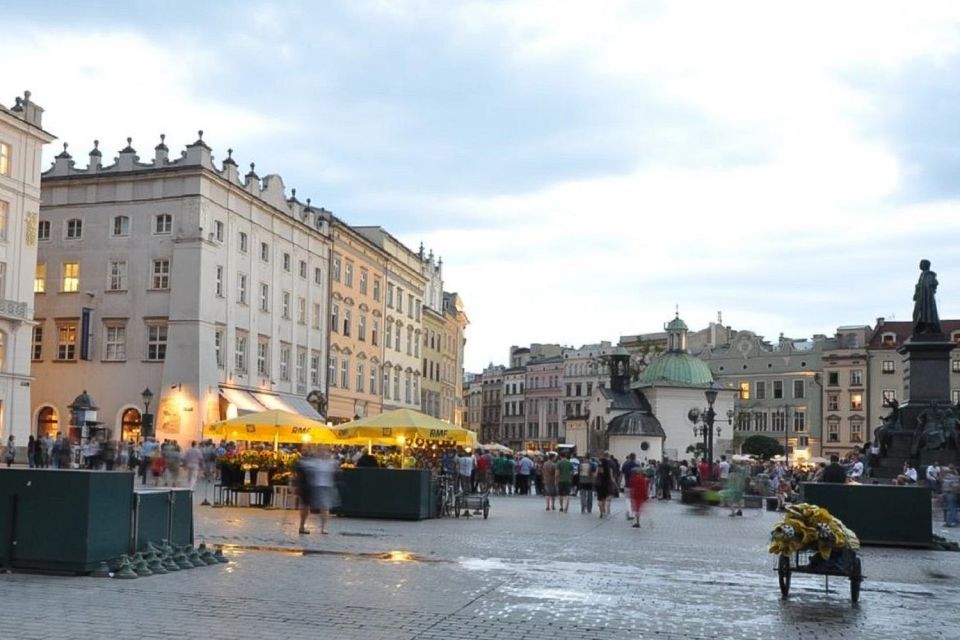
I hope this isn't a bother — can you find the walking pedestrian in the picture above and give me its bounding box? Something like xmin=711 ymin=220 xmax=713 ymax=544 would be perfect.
xmin=556 ymin=452 xmax=573 ymax=512
xmin=579 ymin=455 xmax=596 ymax=513
xmin=27 ymin=435 xmax=37 ymax=468
xmin=4 ymin=435 xmax=15 ymax=467
xmin=942 ymin=464 xmax=959 ymax=527
xmin=628 ymin=468 xmax=649 ymax=528
xmin=184 ymin=441 xmax=203 ymax=490
xmin=542 ymin=452 xmax=558 ymax=511
xmin=517 ymin=454 xmax=534 ymax=495
xmin=596 ymin=451 xmax=619 ymax=518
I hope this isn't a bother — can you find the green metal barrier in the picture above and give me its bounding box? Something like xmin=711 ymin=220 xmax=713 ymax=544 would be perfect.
xmin=134 ymin=488 xmax=194 ymax=551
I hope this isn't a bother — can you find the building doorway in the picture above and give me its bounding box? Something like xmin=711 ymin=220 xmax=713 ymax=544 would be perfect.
xmin=120 ymin=407 xmax=142 ymax=444
xmin=36 ymin=406 xmax=59 ymax=439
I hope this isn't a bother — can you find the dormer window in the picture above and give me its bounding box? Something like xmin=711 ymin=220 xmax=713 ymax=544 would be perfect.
xmin=881 ymin=333 xmax=896 ymax=347
xmin=952 ymin=331 xmax=960 ymax=345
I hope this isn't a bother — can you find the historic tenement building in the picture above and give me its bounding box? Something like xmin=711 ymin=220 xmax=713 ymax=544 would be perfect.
xmin=34 ymin=133 xmax=331 ymax=444
xmin=524 ymin=355 xmax=564 ymax=450
xmin=325 ymin=220 xmax=386 ymax=422
xmin=355 ymin=227 xmax=427 ymax=413
xmin=701 ymin=329 xmax=824 ymax=461
xmin=501 ymin=366 xmax=525 ymax=450
xmin=561 ymin=342 xmax=614 ymax=453
xmin=0 ymin=92 xmax=55 ymax=451
xmin=441 ymin=292 xmax=468 ymax=425
xmin=820 ymin=326 xmax=872 ymax=459
xmin=479 ymin=364 xmax=504 ymax=443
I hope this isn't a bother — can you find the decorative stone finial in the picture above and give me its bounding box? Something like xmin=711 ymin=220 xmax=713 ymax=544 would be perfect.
xmin=198 ymin=130 xmax=204 ymax=140
xmin=222 ymin=147 xmax=236 ymax=166
xmin=121 ymin=137 xmax=136 ymax=153
xmin=89 ymin=139 xmax=101 ymax=157
xmin=56 ymin=142 xmax=72 ymax=159
xmin=245 ymin=162 xmax=258 ymax=180
xmin=155 ymin=133 xmax=168 ymax=152
xmin=291 ymin=188 xmax=296 ymax=198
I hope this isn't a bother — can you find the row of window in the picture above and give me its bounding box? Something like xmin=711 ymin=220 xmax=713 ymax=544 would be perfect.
xmin=32 ymin=320 xmax=167 ymax=363
xmin=214 ymin=330 xmax=318 ymax=391
xmin=734 ymin=410 xmax=807 ymax=433
xmin=331 ymin=255 xmax=383 ymax=301
xmin=35 ymin=259 xmax=171 ymax=293
xmin=826 ymin=419 xmax=864 ymax=443
xmin=501 ymin=423 xmax=560 ymax=440
xmin=384 ymin=281 xmax=421 ymax=322
xmin=325 ymin=355 xmax=420 ymax=405
xmin=422 ymin=358 xmax=455 ymax=383
xmin=564 ymin=382 xmax=595 ymax=398
xmin=739 ymin=379 xmax=807 ymax=401
xmin=826 ymin=370 xmax=864 ymax=386
xmin=39 ymin=214 xmax=173 ymax=242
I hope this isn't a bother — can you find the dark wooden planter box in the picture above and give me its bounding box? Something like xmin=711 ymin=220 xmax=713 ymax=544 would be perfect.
xmin=0 ymin=469 xmax=134 ymax=573
xmin=135 ymin=488 xmax=194 ymax=550
xmin=333 ymin=468 xmax=433 ymax=520
xmin=801 ymin=482 xmax=933 ymax=547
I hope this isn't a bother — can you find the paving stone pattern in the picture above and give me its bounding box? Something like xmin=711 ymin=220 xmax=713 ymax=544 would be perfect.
xmin=1 ymin=487 xmax=958 ymax=639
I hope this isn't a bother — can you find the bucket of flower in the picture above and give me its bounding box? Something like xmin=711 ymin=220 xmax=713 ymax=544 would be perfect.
xmin=769 ymin=503 xmax=863 ymax=603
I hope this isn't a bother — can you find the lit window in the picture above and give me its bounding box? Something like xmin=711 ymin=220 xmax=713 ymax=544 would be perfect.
xmin=146 ymin=322 xmax=168 ymax=361
xmin=0 ymin=142 xmax=9 ymax=176
xmin=850 ymin=393 xmax=863 ymax=411
xmin=103 ymin=324 xmax=126 ymax=361
xmin=62 ymin=262 xmax=79 ymax=292
xmin=56 ymin=323 xmax=78 ymax=360
xmin=112 ymin=215 xmax=129 ymax=237
xmin=66 ymin=218 xmax=82 ymax=239
xmin=739 ymin=381 xmax=750 ymax=400
xmin=34 ymin=263 xmax=46 ymax=293
xmin=155 ymin=214 xmax=172 ymax=234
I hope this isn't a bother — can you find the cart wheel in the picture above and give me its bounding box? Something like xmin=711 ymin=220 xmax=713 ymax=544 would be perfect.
xmin=850 ymin=557 xmax=862 ymax=603
xmin=778 ymin=555 xmax=791 ymax=599
xmin=483 ymin=500 xmax=489 ymax=520
xmin=454 ymin=497 xmax=461 ymax=518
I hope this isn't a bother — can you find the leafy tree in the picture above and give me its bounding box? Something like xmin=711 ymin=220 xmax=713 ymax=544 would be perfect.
xmin=741 ymin=435 xmax=784 ymax=459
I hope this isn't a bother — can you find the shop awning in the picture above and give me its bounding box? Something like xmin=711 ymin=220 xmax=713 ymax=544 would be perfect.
xmin=251 ymin=392 xmax=324 ymax=421
xmin=219 ymin=387 xmax=266 ymax=415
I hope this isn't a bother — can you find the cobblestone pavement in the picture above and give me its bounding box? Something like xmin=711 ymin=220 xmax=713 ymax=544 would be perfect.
xmin=2 ymin=486 xmax=958 ymax=639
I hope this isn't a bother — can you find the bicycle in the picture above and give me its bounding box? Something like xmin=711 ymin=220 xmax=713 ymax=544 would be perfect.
xmin=437 ymin=473 xmax=457 ymax=517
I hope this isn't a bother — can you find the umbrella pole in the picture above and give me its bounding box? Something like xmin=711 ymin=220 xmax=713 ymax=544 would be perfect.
xmin=274 ymin=432 xmax=279 ymax=452
xmin=367 ymin=439 xmax=372 ymax=455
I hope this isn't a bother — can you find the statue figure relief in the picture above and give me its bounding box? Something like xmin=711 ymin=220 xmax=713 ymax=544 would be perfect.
xmin=912 ymin=259 xmax=941 ymax=335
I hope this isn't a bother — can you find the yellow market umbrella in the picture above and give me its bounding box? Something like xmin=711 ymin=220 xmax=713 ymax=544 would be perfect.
xmin=207 ymin=409 xmax=339 ymax=447
xmin=334 ymin=409 xmax=478 ymax=448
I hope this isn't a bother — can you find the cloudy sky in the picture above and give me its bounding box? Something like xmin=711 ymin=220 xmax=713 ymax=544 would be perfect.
xmin=5 ymin=1 xmax=960 ymax=371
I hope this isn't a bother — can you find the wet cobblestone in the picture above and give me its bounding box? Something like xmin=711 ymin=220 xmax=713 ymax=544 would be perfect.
xmin=1 ymin=488 xmax=957 ymax=639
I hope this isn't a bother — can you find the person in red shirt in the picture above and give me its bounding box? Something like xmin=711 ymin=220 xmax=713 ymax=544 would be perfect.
xmin=698 ymin=459 xmax=710 ymax=484
xmin=476 ymin=449 xmax=491 ymax=493
xmin=629 ymin=471 xmax=649 ymax=528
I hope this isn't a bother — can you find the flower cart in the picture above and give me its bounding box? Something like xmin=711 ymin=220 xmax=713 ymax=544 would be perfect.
xmin=454 ymin=490 xmax=490 ymax=520
xmin=769 ymin=503 xmax=864 ymax=603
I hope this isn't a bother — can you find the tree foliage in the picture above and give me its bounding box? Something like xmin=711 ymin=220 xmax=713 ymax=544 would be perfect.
xmin=741 ymin=435 xmax=785 ymax=459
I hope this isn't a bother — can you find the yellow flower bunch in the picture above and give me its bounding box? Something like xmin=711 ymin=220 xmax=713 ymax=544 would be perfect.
xmin=768 ymin=503 xmax=860 ymax=559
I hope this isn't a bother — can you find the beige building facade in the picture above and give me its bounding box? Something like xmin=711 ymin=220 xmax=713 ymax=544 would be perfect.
xmin=325 ymin=221 xmax=386 ymax=422
xmin=355 ymin=227 xmax=426 ymax=413
xmin=0 ymin=92 xmax=55 ymax=450
xmin=441 ymin=292 xmax=468 ymax=425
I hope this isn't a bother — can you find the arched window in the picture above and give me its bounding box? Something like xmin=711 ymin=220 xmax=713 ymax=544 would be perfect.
xmin=120 ymin=407 xmax=142 ymax=443
xmin=36 ymin=406 xmax=59 ymax=438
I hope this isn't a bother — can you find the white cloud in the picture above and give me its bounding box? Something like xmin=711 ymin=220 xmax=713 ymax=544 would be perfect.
xmin=0 ymin=26 xmax=285 ymax=165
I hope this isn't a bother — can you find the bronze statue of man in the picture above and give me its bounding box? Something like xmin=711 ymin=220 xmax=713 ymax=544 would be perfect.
xmin=912 ymin=259 xmax=941 ymax=335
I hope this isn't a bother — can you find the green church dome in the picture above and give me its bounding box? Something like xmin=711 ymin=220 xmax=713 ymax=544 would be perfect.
xmin=665 ymin=316 xmax=689 ymax=332
xmin=639 ymin=352 xmax=714 ymax=386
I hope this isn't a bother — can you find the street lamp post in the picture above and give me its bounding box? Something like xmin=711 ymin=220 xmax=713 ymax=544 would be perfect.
xmin=704 ymin=384 xmax=719 ymax=467
xmin=141 ymin=387 xmax=154 ymax=441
